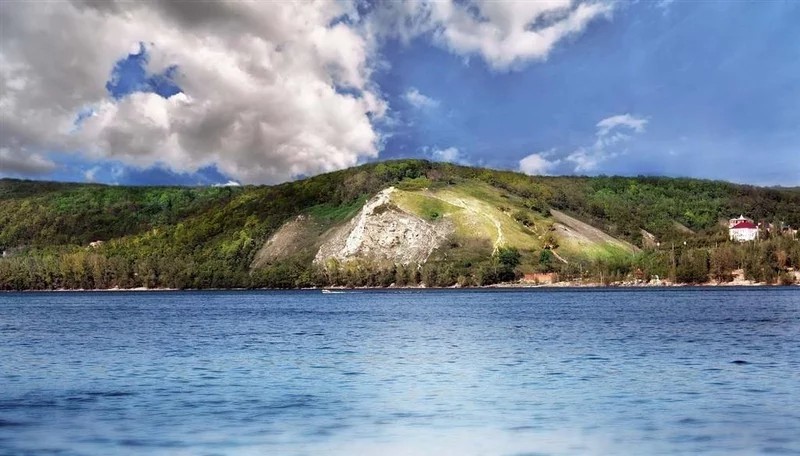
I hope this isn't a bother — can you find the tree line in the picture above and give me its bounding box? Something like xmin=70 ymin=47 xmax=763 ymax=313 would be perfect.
xmin=2 ymin=238 xmax=797 ymax=290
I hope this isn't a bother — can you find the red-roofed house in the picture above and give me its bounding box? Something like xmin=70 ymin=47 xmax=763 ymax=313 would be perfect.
xmin=728 ymin=215 xmax=753 ymax=228
xmin=729 ymin=218 xmax=759 ymax=242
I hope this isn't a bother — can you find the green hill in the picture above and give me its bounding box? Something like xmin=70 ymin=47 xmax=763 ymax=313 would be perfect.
xmin=2 ymin=160 xmax=799 ymax=289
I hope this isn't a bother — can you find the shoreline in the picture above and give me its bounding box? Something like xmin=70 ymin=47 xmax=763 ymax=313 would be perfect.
xmin=2 ymin=281 xmax=797 ymax=292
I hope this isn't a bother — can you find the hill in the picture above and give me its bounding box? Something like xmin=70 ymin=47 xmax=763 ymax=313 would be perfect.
xmin=1 ymin=160 xmax=799 ymax=289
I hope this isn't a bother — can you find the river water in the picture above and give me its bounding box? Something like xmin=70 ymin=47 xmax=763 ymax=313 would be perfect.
xmin=1 ymin=288 xmax=798 ymax=455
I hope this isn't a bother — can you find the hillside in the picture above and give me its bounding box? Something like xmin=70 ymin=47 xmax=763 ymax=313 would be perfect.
xmin=2 ymin=160 xmax=799 ymax=289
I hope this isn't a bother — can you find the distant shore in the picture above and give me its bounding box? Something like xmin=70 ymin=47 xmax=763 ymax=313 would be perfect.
xmin=3 ymin=280 xmax=796 ymax=292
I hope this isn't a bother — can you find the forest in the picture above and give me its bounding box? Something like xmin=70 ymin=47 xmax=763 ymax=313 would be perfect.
xmin=2 ymin=160 xmax=799 ymax=290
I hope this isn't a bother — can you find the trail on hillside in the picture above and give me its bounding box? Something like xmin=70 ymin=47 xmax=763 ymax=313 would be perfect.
xmin=550 ymin=249 xmax=569 ymax=264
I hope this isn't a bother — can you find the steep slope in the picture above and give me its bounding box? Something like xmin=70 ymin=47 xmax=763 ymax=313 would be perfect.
xmin=393 ymin=183 xmax=545 ymax=251
xmin=550 ymin=209 xmax=639 ymax=258
xmin=307 ymin=181 xmax=641 ymax=268
xmin=251 ymin=215 xmax=321 ymax=269
xmin=314 ymin=187 xmax=451 ymax=266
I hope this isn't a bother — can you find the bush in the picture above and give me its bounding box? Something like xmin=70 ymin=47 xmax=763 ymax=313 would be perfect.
xmin=513 ymin=210 xmax=534 ymax=227
xmin=676 ymin=249 xmax=709 ymax=284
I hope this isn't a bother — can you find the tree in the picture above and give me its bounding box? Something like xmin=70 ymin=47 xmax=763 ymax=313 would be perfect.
xmin=497 ymin=247 xmax=521 ymax=269
xmin=537 ymin=249 xmax=555 ymax=273
xmin=676 ymin=249 xmax=709 ymax=284
xmin=710 ymin=244 xmax=737 ymax=282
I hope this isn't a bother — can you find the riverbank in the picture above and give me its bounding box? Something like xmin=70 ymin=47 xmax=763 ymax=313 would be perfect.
xmin=2 ymin=280 xmax=796 ymax=292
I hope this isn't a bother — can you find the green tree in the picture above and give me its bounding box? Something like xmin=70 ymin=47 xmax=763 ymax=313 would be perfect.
xmin=710 ymin=244 xmax=738 ymax=282
xmin=676 ymin=249 xmax=709 ymax=284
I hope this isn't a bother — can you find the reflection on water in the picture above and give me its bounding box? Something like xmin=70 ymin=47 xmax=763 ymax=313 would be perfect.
xmin=1 ymin=288 xmax=799 ymax=455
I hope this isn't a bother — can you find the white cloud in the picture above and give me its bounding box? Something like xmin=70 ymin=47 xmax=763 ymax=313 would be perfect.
xmin=403 ymin=87 xmax=439 ymax=109
xmin=1 ymin=1 xmax=615 ymax=184
xmin=564 ymin=113 xmax=648 ymax=172
xmin=213 ymin=180 xmax=241 ymax=187
xmin=84 ymin=166 xmax=101 ymax=182
xmin=430 ymin=146 xmax=469 ymax=165
xmin=519 ymin=150 xmax=560 ymax=175
xmin=369 ymin=0 xmax=615 ymax=71
xmin=1 ymin=1 xmax=384 ymax=184
xmin=520 ymin=114 xmax=649 ymax=175
xmin=565 ymin=147 xmax=605 ymax=172
xmin=0 ymin=148 xmax=57 ymax=176
xmin=596 ymin=114 xmax=648 ymax=136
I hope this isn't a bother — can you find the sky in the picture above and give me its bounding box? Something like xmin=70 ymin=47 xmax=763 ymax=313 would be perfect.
xmin=1 ymin=0 xmax=798 ymax=186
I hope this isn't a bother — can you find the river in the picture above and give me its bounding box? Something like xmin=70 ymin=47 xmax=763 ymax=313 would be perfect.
xmin=1 ymin=288 xmax=798 ymax=455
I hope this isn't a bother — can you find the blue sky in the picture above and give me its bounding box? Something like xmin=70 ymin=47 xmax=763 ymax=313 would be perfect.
xmin=1 ymin=1 xmax=798 ymax=186
xmin=376 ymin=1 xmax=799 ymax=185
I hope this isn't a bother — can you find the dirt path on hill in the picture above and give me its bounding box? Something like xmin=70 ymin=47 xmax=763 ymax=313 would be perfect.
xmin=550 ymin=249 xmax=569 ymax=264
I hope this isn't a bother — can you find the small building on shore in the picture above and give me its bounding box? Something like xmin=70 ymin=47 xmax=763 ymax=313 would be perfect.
xmin=729 ymin=215 xmax=758 ymax=242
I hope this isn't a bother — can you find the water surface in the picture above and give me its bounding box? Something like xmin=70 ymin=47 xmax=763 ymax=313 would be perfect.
xmin=1 ymin=288 xmax=799 ymax=455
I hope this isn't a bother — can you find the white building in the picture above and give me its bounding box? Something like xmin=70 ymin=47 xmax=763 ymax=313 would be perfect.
xmin=729 ymin=216 xmax=759 ymax=242
xmin=728 ymin=215 xmax=753 ymax=228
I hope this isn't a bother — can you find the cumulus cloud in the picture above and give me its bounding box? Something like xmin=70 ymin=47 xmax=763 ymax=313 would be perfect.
xmin=1 ymin=1 xmax=384 ymax=184
xmin=369 ymin=0 xmax=615 ymax=70
xmin=430 ymin=146 xmax=469 ymax=164
xmin=404 ymin=88 xmax=439 ymax=109
xmin=1 ymin=0 xmax=614 ymax=183
xmin=519 ymin=150 xmax=560 ymax=175
xmin=84 ymin=166 xmax=101 ymax=183
xmin=0 ymin=148 xmax=57 ymax=176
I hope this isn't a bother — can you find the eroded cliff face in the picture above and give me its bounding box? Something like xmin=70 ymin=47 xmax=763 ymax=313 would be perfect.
xmin=253 ymin=185 xmax=639 ymax=272
xmin=550 ymin=209 xmax=639 ymax=254
xmin=314 ymin=187 xmax=452 ymax=266
xmin=250 ymin=214 xmax=318 ymax=269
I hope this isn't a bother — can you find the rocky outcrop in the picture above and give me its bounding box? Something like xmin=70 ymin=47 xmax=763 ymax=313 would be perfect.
xmin=641 ymin=229 xmax=658 ymax=248
xmin=314 ymin=187 xmax=451 ymax=266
